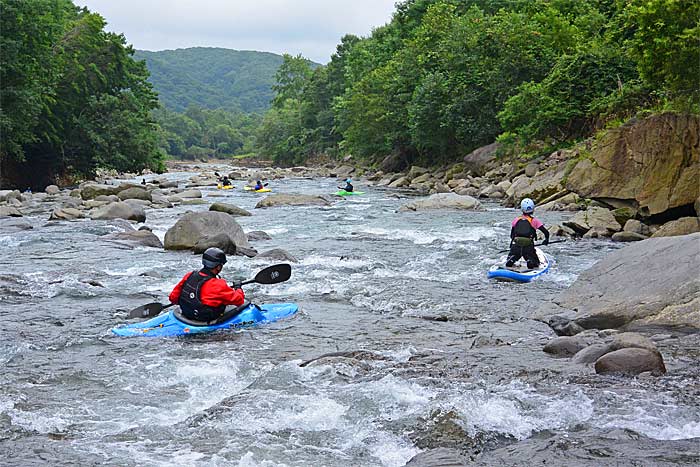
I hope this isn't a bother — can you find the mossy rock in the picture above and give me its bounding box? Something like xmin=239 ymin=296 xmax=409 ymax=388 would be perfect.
xmin=612 ymin=207 xmax=637 ymax=226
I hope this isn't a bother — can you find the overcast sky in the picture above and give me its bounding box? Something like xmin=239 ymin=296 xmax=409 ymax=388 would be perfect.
xmin=73 ymin=0 xmax=398 ymax=63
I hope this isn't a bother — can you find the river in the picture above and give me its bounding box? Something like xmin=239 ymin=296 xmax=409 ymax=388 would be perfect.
xmin=1 ymin=167 xmax=699 ymax=466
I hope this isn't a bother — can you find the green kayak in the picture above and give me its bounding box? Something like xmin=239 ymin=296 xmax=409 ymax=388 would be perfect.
xmin=336 ymin=190 xmax=364 ymax=196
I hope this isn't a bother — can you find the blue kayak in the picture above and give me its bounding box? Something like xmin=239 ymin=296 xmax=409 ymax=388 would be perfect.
xmin=487 ymin=248 xmax=551 ymax=283
xmin=112 ymin=302 xmax=298 ymax=337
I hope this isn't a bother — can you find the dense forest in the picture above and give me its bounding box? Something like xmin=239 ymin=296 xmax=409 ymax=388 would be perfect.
xmin=0 ymin=0 xmax=164 ymax=189
xmin=255 ymin=0 xmax=699 ymax=167
xmin=134 ymin=48 xmax=286 ymax=114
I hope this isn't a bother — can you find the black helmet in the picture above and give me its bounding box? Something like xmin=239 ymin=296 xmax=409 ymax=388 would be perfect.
xmin=202 ymin=247 xmax=227 ymax=269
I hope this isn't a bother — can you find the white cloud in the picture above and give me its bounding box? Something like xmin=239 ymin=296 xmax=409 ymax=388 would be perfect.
xmin=73 ymin=0 xmax=397 ymax=63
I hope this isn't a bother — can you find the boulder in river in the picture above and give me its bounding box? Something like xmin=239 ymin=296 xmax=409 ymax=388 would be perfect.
xmin=0 ymin=206 xmax=22 ymax=217
xmin=45 ymin=185 xmax=60 ymax=195
xmin=594 ymin=348 xmax=666 ymax=376
xmin=543 ymin=336 xmax=588 ymax=356
xmin=247 ymin=230 xmax=272 ymax=241
xmin=399 ymin=193 xmax=482 ymax=211
xmin=49 ymin=207 xmax=85 ymax=221
xmin=193 ymin=233 xmax=237 ymax=255
xmin=80 ymin=184 xmax=119 ymax=200
xmin=255 ymin=194 xmax=332 ymax=208
xmin=209 ymin=202 xmax=252 ymax=217
xmin=538 ymin=233 xmax=700 ymax=331
xmin=117 ymin=187 xmax=152 ymax=202
xmin=164 ymin=211 xmax=250 ymax=251
xmin=103 ymin=230 xmax=163 ymax=248
xmin=90 ymin=202 xmax=146 ymax=222
xmin=255 ymin=248 xmax=298 ymax=263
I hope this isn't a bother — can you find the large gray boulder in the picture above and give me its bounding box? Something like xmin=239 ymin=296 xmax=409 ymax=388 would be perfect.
xmin=255 ymin=194 xmax=332 ymax=208
xmin=90 ymin=202 xmax=146 ymax=222
xmin=164 ymin=211 xmax=250 ymax=251
xmin=103 ymin=230 xmax=163 ymax=248
xmin=594 ymin=348 xmax=666 ymax=376
xmin=399 ymin=193 xmax=482 ymax=211
xmin=80 ymin=184 xmax=119 ymax=200
xmin=538 ymin=233 xmax=700 ymax=330
xmin=209 ymin=202 xmax=252 ymax=217
xmin=463 ymin=142 xmax=500 ymax=176
xmin=117 ymin=187 xmax=152 ymax=201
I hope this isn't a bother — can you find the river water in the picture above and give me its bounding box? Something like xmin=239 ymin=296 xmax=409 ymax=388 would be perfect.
xmin=1 ymin=168 xmax=699 ymax=466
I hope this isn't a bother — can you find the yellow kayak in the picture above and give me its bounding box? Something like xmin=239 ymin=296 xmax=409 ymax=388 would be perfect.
xmin=217 ymin=184 xmax=234 ymax=190
xmin=244 ymin=186 xmax=271 ymax=193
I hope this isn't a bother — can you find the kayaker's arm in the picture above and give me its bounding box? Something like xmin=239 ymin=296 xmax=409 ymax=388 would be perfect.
xmin=538 ymin=225 xmax=550 ymax=244
xmin=168 ymin=271 xmax=192 ymax=304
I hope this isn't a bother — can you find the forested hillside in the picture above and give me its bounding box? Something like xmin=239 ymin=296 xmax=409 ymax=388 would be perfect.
xmin=135 ymin=48 xmax=287 ymax=113
xmin=255 ymin=0 xmax=699 ymax=167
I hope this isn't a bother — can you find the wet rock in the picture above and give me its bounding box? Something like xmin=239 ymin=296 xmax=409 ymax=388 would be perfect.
xmin=400 ymin=193 xmax=482 ymax=212
xmin=84 ymin=200 xmax=109 ymax=209
xmin=611 ymin=231 xmax=648 ymax=242
xmin=404 ymin=448 xmax=467 ymax=467
xmin=299 ymin=350 xmax=384 ymax=367
xmin=623 ymin=219 xmax=651 ymax=236
xmin=60 ymin=197 xmax=82 ymax=209
xmin=594 ymin=348 xmax=666 ymax=376
xmin=389 ymin=176 xmax=409 ymax=188
xmin=80 ymin=184 xmax=118 ymax=200
xmin=546 ymin=316 xmax=584 ymax=336
xmin=255 ymin=194 xmax=332 ymax=208
xmin=209 ymin=202 xmax=252 ymax=217
xmin=94 ymin=194 xmax=120 ymax=202
xmin=181 ymin=199 xmax=208 ymax=205
xmin=247 ymin=230 xmax=272 ymax=241
xmin=103 ymin=230 xmax=163 ymax=248
xmin=543 ymin=336 xmax=588 ymax=356
xmin=193 ymin=233 xmax=237 ymax=255
xmin=549 ymin=223 xmax=578 ymax=238
xmin=0 ymin=190 xmax=21 ymax=202
xmin=470 ymin=334 xmax=507 ymax=348
xmin=255 ymin=248 xmax=298 ymax=263
xmin=117 ymin=187 xmax=152 ymax=202
xmin=45 ymin=185 xmax=60 ymax=195
xmin=164 ymin=211 xmax=249 ymax=251
xmin=179 ymin=189 xmax=202 ymax=198
xmin=0 ymin=206 xmax=22 ymax=217
xmin=90 ymin=202 xmax=146 ymax=222
xmin=608 ymin=332 xmax=658 ymax=352
xmin=564 ymin=207 xmax=621 ymax=236
xmin=540 ymin=233 xmax=700 ymax=331
xmin=158 ymin=181 xmax=178 ymax=189
xmin=49 ymin=208 xmax=85 ymax=221
xmin=651 ymin=217 xmax=700 ymax=238
xmin=0 ymin=218 xmax=32 ymax=232
xmin=572 ymin=343 xmax=611 ymax=364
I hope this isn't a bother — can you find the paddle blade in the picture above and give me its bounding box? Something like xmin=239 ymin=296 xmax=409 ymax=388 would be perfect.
xmin=128 ymin=302 xmax=166 ymax=318
xmin=252 ymin=263 xmax=291 ymax=285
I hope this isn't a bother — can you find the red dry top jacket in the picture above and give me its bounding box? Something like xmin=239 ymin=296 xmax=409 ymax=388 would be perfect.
xmin=169 ymin=271 xmax=245 ymax=308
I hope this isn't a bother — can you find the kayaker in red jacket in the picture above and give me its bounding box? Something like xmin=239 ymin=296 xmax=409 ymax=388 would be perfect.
xmin=169 ymin=247 xmax=245 ymax=322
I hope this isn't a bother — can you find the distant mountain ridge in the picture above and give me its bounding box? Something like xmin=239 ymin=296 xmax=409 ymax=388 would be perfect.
xmin=135 ymin=47 xmax=288 ymax=113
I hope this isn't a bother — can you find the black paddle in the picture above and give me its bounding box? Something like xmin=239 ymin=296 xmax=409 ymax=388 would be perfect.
xmin=497 ymin=239 xmax=566 ymax=253
xmin=127 ymin=263 xmax=292 ymax=319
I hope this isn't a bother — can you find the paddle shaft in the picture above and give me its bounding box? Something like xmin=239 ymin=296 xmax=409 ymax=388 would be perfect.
xmin=498 ymin=239 xmax=566 ymax=253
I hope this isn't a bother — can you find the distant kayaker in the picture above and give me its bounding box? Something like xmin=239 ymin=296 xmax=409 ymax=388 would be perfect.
xmin=506 ymin=198 xmax=550 ymax=269
xmin=221 ymin=176 xmax=231 ymax=186
xmin=340 ymin=178 xmax=353 ymax=192
xmin=168 ymin=247 xmax=245 ymax=322
xmin=141 ymin=178 xmax=146 ymax=185
xmin=254 ymin=180 xmax=264 ymax=190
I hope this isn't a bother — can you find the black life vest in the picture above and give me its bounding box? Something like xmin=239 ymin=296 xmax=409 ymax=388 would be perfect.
xmin=344 ymin=183 xmax=353 ymax=192
xmin=513 ymin=215 xmax=537 ymax=239
xmin=178 ymin=269 xmax=225 ymax=322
